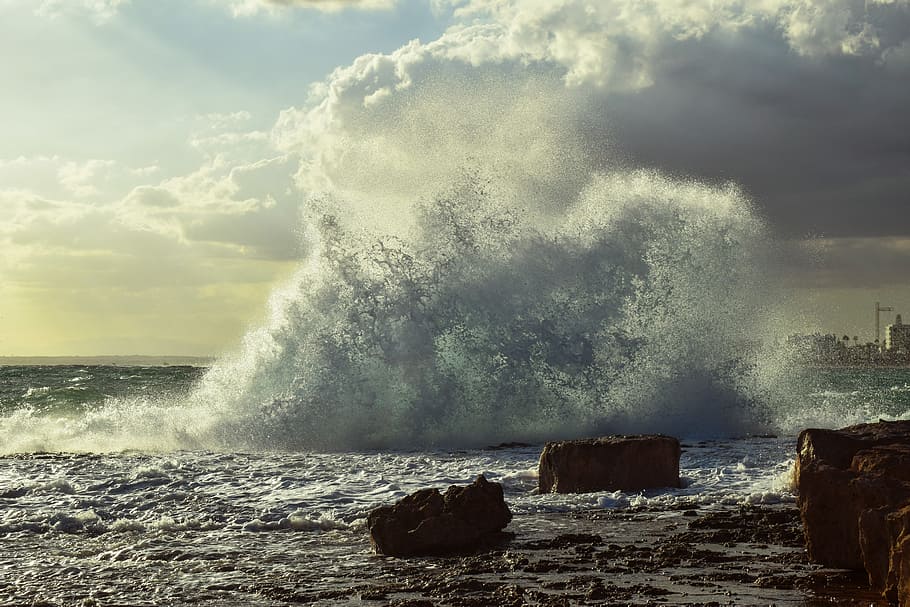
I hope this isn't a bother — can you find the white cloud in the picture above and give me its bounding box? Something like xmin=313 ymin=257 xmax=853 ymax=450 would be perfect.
xmin=0 ymin=156 xmax=157 ymax=202
xmin=123 ymin=185 xmax=181 ymax=208
xmin=190 ymin=131 xmax=271 ymax=161
xmin=778 ymin=0 xmax=878 ymax=56
xmin=58 ymin=159 xmax=117 ymax=198
xmin=221 ymin=0 xmax=398 ymax=17
xmin=137 ymin=154 xmax=303 ymax=259
xmin=20 ymin=0 xmax=910 ymax=65
xmin=34 ymin=0 xmax=130 ymax=22
xmin=1 ymin=150 xmax=302 ymax=273
xmin=13 ymin=0 xmax=398 ymax=23
xmin=198 ymin=110 xmax=253 ymax=129
xmin=440 ymin=0 xmax=910 ymax=74
xmin=189 ymin=111 xmax=272 ymax=163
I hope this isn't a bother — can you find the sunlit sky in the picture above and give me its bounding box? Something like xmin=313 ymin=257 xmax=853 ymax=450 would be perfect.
xmin=3 ymin=0 xmax=910 ymax=356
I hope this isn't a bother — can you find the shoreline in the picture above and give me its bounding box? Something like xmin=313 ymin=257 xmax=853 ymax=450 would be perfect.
xmin=284 ymin=505 xmax=884 ymax=606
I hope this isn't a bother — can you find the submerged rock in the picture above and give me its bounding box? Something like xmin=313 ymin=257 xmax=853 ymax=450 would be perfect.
xmin=537 ymin=435 xmax=681 ymax=494
xmin=796 ymin=420 xmax=910 ymax=603
xmin=367 ymin=475 xmax=512 ymax=557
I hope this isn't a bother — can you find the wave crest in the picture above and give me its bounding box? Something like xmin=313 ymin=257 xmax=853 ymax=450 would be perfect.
xmin=190 ymin=168 xmax=781 ymax=450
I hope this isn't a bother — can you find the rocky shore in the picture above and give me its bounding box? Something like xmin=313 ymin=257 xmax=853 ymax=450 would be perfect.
xmin=265 ymin=503 xmax=883 ymax=606
xmin=323 ymin=432 xmax=891 ymax=606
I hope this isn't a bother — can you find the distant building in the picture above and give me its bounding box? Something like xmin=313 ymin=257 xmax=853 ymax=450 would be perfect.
xmin=886 ymin=314 xmax=910 ymax=353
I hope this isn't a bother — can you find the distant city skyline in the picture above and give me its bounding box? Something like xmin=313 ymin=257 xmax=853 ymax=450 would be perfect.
xmin=794 ymin=291 xmax=910 ymax=347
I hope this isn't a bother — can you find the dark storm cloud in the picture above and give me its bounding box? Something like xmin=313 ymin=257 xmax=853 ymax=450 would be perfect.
xmin=601 ymin=25 xmax=910 ymax=239
xmin=781 ymin=236 xmax=910 ymax=289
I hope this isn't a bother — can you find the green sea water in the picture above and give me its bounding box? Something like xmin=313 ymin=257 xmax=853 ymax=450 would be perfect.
xmin=0 ymin=365 xmax=206 ymax=417
xmin=795 ymin=366 xmax=910 ymax=425
xmin=3 ymin=365 xmax=910 ymax=436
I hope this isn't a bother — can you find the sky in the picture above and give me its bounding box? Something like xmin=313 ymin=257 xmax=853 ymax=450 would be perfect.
xmin=2 ymin=0 xmax=909 ymax=356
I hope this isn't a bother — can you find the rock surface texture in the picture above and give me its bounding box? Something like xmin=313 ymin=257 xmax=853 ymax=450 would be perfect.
xmin=538 ymin=435 xmax=681 ymax=494
xmin=367 ymin=475 xmax=512 ymax=557
xmin=796 ymin=420 xmax=910 ymax=604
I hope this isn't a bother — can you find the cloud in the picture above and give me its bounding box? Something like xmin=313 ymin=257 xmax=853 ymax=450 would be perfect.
xmin=226 ymin=0 xmax=398 ymax=16
xmin=451 ymin=0 xmax=910 ymax=76
xmin=594 ymin=22 xmax=910 ymax=240
xmin=1 ymin=151 xmax=303 ymax=302
xmin=123 ymin=186 xmax=181 ymax=208
xmin=783 ymin=0 xmax=910 ymax=57
xmin=58 ymin=159 xmax=118 ymax=198
xmin=14 ymin=0 xmax=399 ymax=23
xmin=198 ymin=111 xmax=253 ymax=130
xmin=274 ymin=0 xmax=910 ymax=130
xmin=188 ymin=112 xmax=272 ymax=164
xmin=0 ymin=156 xmax=159 ymax=202
xmin=162 ymin=155 xmax=304 ymax=260
xmin=33 ymin=0 xmax=130 ymax=22
xmin=10 ymin=0 xmax=906 ymax=265
xmin=189 ymin=130 xmax=271 ymax=161
xmin=20 ymin=0 xmax=910 ymax=67
xmin=789 ymin=236 xmax=910 ymax=289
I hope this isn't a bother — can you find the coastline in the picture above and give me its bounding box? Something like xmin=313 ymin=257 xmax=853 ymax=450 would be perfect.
xmin=285 ymin=505 xmax=882 ymax=606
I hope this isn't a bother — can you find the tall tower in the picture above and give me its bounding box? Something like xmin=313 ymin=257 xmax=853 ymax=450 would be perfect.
xmin=876 ymin=301 xmax=895 ymax=345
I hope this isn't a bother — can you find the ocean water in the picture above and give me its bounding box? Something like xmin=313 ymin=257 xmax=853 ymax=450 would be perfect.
xmin=2 ymin=364 xmax=910 ymax=604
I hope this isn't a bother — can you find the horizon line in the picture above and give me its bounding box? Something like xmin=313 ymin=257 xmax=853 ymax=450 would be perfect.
xmin=0 ymin=354 xmax=217 ymax=366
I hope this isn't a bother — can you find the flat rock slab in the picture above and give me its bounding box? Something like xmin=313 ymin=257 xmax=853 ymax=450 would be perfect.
xmin=538 ymin=435 xmax=681 ymax=494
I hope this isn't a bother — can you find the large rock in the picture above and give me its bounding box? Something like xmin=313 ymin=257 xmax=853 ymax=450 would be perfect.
xmin=538 ymin=435 xmax=681 ymax=494
xmin=797 ymin=420 xmax=910 ymax=604
xmin=897 ymin=530 xmax=910 ymax=607
xmin=860 ymin=504 xmax=910 ymax=603
xmin=853 ymin=443 xmax=910 ymax=482
xmin=799 ymin=460 xmax=910 ymax=569
xmin=797 ymin=421 xmax=910 ymax=570
xmin=367 ymin=475 xmax=512 ymax=557
xmin=797 ymin=421 xmax=910 ymax=483
xmin=859 ymin=506 xmax=896 ymax=596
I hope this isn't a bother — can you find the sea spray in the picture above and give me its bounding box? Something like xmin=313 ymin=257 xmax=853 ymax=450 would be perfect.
xmin=188 ymin=167 xmax=783 ymax=450
xmin=0 ymin=166 xmax=799 ymax=453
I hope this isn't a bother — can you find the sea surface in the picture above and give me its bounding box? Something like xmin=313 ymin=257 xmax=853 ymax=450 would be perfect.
xmin=2 ymin=365 xmax=909 ymax=605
